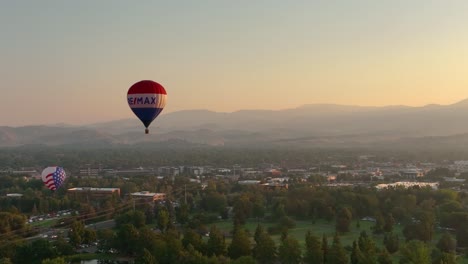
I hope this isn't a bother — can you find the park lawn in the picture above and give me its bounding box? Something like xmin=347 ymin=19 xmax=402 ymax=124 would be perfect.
xmin=209 ymin=218 xmax=468 ymax=263
xmin=29 ymin=218 xmax=58 ymax=228
xmin=66 ymin=253 xmax=113 ymax=262
xmin=210 ymin=218 xmax=396 ymax=248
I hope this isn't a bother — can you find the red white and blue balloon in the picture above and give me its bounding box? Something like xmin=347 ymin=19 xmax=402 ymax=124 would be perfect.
xmin=127 ymin=80 xmax=167 ymax=134
xmin=41 ymin=166 xmax=66 ymax=191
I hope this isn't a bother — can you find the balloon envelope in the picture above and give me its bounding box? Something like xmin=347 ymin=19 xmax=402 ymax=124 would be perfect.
xmin=127 ymin=80 xmax=167 ymax=131
xmin=41 ymin=166 xmax=66 ymax=190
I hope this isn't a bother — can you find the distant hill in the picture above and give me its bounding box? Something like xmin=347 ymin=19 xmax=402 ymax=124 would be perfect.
xmin=2 ymin=99 xmax=468 ymax=149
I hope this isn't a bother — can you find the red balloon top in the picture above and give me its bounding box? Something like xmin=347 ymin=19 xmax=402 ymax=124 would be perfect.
xmin=127 ymin=80 xmax=167 ymax=95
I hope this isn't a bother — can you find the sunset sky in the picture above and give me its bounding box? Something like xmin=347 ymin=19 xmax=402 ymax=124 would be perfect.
xmin=1 ymin=1 xmax=468 ymax=126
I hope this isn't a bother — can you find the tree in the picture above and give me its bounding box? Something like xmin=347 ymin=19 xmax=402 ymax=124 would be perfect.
xmin=279 ymin=216 xmax=296 ymax=230
xmin=116 ymin=224 xmax=139 ymax=255
xmin=435 ymin=252 xmax=457 ymax=264
xmin=232 ymin=256 xmax=256 ymax=264
xmin=14 ymin=239 xmax=58 ymax=264
xmin=179 ymin=244 xmax=210 ymax=264
xmin=252 ymin=198 xmax=265 ymax=219
xmin=68 ymin=221 xmax=85 ymax=247
xmin=52 ymin=237 xmax=74 ymax=256
xmin=253 ymin=228 xmax=276 ymax=264
xmin=233 ymin=194 xmax=253 ymax=225
xmin=399 ymin=240 xmax=430 ymax=264
xmin=83 ymin=228 xmax=97 ymax=244
xmin=0 ymin=212 xmax=27 ymax=237
xmin=403 ymin=210 xmax=435 ymax=243
xmin=182 ymin=228 xmax=205 ymax=254
xmin=207 ymin=225 xmax=226 ymax=257
xmin=13 ymin=243 xmax=33 ymax=264
xmin=162 ymin=231 xmax=183 ymax=264
xmin=304 ymin=230 xmax=323 ymax=264
xmin=383 ymin=232 xmax=399 ymax=254
xmin=279 ymin=236 xmax=302 ymax=264
xmin=157 ymin=209 xmax=169 ymax=232
xmin=137 ymin=227 xmax=164 ymax=256
xmin=202 ymin=192 xmax=227 ymax=214
xmin=41 ymin=258 xmax=66 ymax=264
xmin=350 ymin=241 xmax=363 ymax=264
xmin=336 ymin=207 xmax=353 ymax=233
xmin=322 ymin=234 xmax=328 ymax=263
xmin=135 ymin=248 xmax=158 ymax=264
xmin=384 ymin=213 xmax=395 ymax=233
xmin=327 ymin=234 xmax=348 ymax=264
xmin=373 ymin=213 xmax=385 ymax=234
xmin=228 ymin=228 xmax=251 ymax=260
xmin=358 ymin=231 xmax=376 ymax=260
xmin=97 ymin=229 xmax=115 ymax=252
xmin=0 ymin=239 xmax=22 ymax=261
xmin=324 ymin=206 xmax=335 ymax=222
xmin=176 ymin=202 xmax=190 ymax=224
xmin=0 ymin=258 xmax=12 ymax=264
xmin=273 ymin=202 xmax=286 ymax=219
xmin=132 ymin=210 xmax=147 ymax=228
xmin=254 ymin=224 xmax=265 ymax=244
xmin=377 ymin=248 xmax=392 ymax=264
xmin=436 ymin=233 xmax=456 ymax=253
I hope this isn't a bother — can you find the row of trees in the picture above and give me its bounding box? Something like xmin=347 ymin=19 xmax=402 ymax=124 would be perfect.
xmin=95 ymin=209 xmax=460 ymax=264
xmin=0 ymin=156 xmax=467 ymax=263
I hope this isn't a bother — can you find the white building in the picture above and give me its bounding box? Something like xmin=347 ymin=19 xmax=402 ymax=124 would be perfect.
xmin=130 ymin=191 xmax=166 ymax=201
xmin=450 ymin=161 xmax=468 ymax=173
xmin=375 ymin=181 xmax=439 ymax=190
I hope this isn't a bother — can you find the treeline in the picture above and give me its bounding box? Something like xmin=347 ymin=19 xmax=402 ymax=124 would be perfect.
xmin=2 ymin=146 xmax=468 ymax=171
xmin=0 ymin=170 xmax=467 ymax=263
xmin=79 ymin=182 xmax=468 ymax=263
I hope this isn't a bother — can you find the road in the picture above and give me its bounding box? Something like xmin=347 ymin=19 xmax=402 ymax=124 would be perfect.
xmin=86 ymin=219 xmax=116 ymax=230
xmin=26 ymin=219 xmax=116 ymax=242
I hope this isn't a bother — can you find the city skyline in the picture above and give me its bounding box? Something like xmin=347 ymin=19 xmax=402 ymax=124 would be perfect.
xmin=2 ymin=1 xmax=468 ymax=126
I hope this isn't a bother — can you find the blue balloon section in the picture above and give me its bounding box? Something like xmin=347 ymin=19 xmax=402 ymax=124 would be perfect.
xmin=130 ymin=108 xmax=164 ymax=128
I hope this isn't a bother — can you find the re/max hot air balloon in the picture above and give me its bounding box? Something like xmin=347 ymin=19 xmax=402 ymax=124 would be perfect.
xmin=41 ymin=166 xmax=66 ymax=191
xmin=127 ymin=80 xmax=167 ymax=134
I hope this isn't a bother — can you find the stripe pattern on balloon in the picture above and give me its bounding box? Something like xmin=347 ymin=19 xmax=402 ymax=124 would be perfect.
xmin=41 ymin=166 xmax=66 ymax=191
xmin=127 ymin=80 xmax=167 ymax=129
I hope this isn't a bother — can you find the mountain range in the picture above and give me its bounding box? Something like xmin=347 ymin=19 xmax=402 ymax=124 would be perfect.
xmin=3 ymin=99 xmax=468 ymax=149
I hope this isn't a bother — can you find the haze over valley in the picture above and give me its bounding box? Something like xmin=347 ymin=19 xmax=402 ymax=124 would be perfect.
xmin=2 ymin=99 xmax=468 ymax=149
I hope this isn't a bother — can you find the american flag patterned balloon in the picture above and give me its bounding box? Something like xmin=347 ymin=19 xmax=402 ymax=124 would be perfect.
xmin=41 ymin=166 xmax=66 ymax=190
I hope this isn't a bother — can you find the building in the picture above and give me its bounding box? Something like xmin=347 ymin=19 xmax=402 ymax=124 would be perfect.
xmin=399 ymin=169 xmax=424 ymax=179
xmin=79 ymin=168 xmax=100 ymax=177
xmin=6 ymin=193 xmax=23 ymax=198
xmin=375 ymin=182 xmax=439 ymax=190
xmin=443 ymin=177 xmax=466 ymax=183
xmin=11 ymin=170 xmax=40 ymax=177
xmin=158 ymin=167 xmax=180 ymax=176
xmin=67 ymin=187 xmax=120 ymax=201
xmin=238 ymin=180 xmax=261 ymax=185
xmin=451 ymin=161 xmax=468 ymax=173
xmin=115 ymin=168 xmax=155 ymax=176
xmin=261 ymin=183 xmax=288 ymax=190
xmin=130 ymin=191 xmax=166 ymax=202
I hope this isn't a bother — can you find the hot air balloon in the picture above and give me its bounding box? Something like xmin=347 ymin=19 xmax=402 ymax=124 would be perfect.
xmin=41 ymin=166 xmax=66 ymax=191
xmin=127 ymin=80 xmax=167 ymax=134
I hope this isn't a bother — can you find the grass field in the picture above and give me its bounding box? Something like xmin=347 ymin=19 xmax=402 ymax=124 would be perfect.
xmin=209 ymin=218 xmax=468 ymax=263
xmin=29 ymin=218 xmax=58 ymax=228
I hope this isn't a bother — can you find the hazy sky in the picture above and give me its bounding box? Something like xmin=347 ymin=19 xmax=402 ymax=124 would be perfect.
xmin=2 ymin=1 xmax=468 ymax=126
